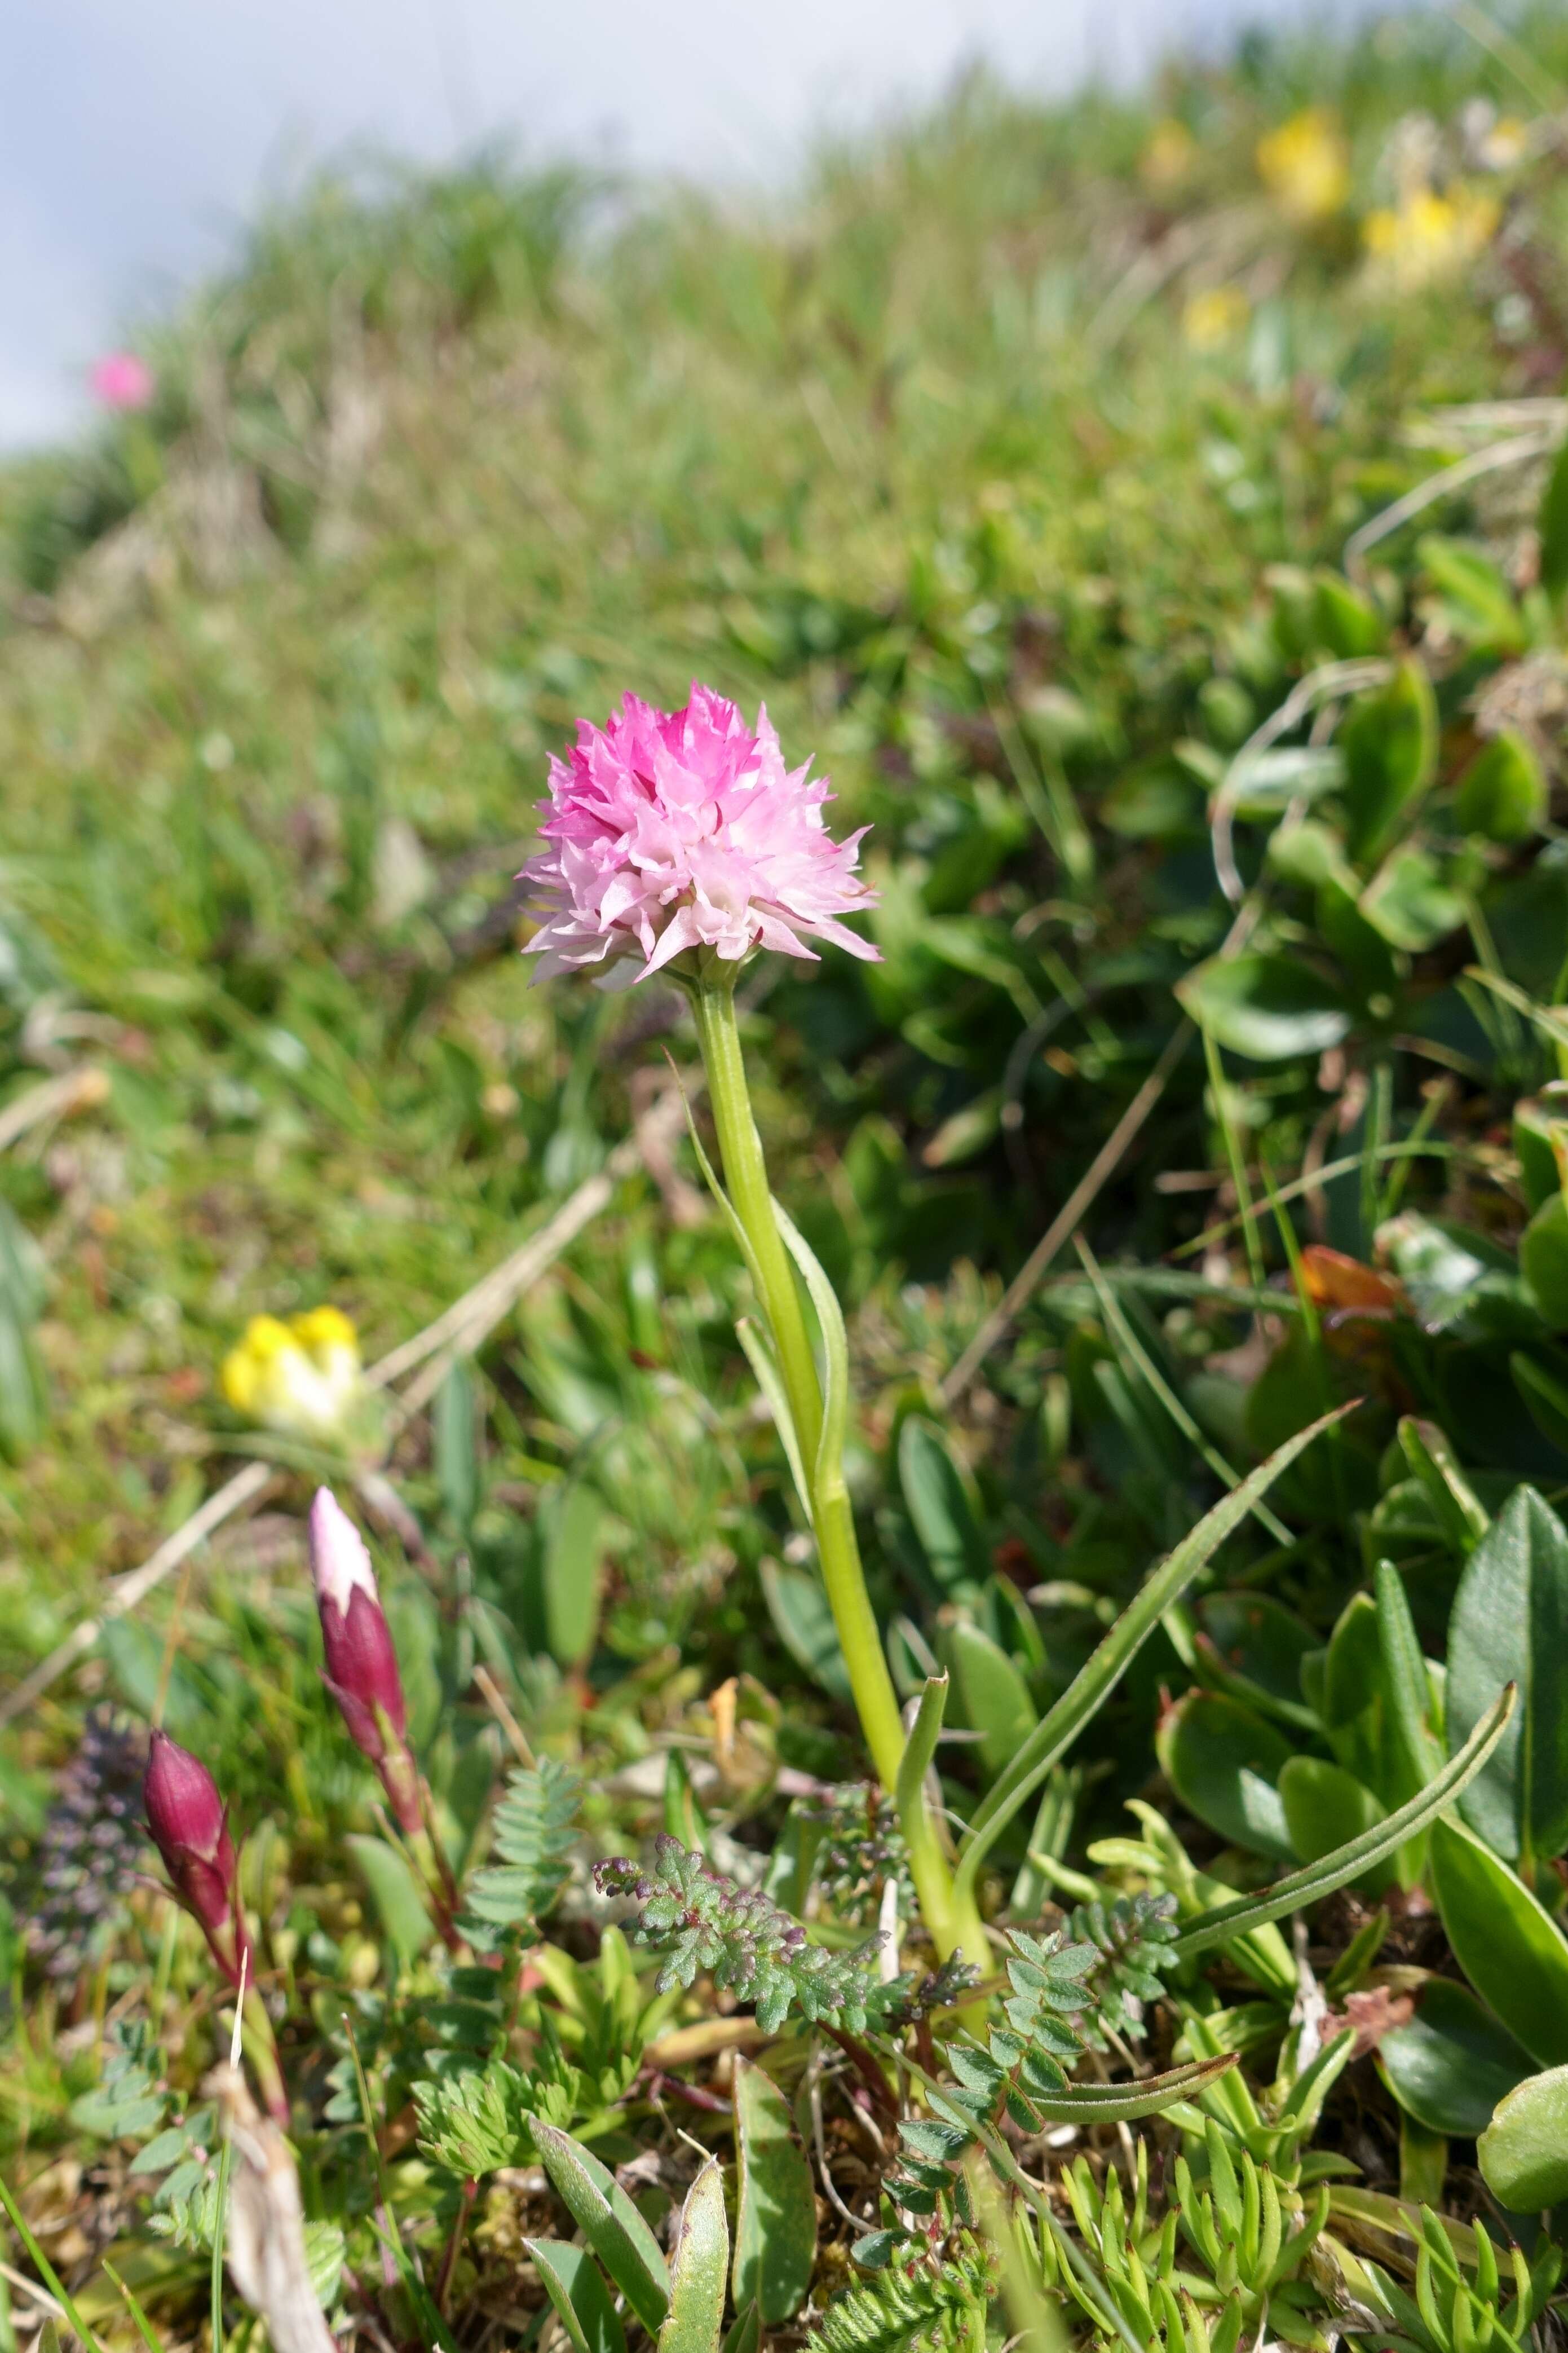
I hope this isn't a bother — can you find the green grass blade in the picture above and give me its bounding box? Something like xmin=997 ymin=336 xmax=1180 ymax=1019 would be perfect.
xmin=895 ymin=1674 xmax=949 ymax=1858
xmin=955 ymin=1406 xmax=1351 ymax=1905
xmin=100 ymin=2260 xmax=169 ymax=2353
xmin=1172 ymin=1683 xmax=1516 ymax=1961
xmin=0 ymin=2173 xmax=108 ymax=2353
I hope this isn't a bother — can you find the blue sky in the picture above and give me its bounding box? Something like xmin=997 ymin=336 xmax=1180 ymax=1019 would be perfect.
xmin=3 ymin=0 xmax=1373 ymax=450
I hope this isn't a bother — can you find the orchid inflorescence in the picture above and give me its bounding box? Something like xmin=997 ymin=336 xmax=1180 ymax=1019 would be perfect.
xmin=520 ymin=684 xmax=881 ymax=987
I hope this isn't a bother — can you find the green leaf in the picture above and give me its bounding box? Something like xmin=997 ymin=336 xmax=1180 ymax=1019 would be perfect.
xmin=1510 ymin=1351 xmax=1568 ymax=1460
xmin=343 ymin=1835 xmax=435 ymax=1969
xmin=1513 ymin=1093 xmax=1568 ymax=1213
xmin=1455 ymin=733 xmax=1547 ymax=844
xmin=735 ymin=1319 xmax=810 ymax=1517
xmin=660 ymin=2161 xmax=728 ymax=2353
xmin=1477 ymin=2063 xmax=1568 ymax=2211
xmin=772 ymin=1198 xmax=849 ymax=1502
xmin=1173 ymin=1684 xmax=1514 ymax=1962
xmin=898 ymin=1416 xmax=988 ymax=1594
xmin=1397 ymin=1416 xmax=1489 ymax=1554
xmin=1314 ymin=571 xmax=1388 ymax=658
xmin=534 ymin=2122 xmax=670 ymax=2335
xmin=1446 ymin=1487 xmax=1568 ymax=1865
xmin=1340 ymin=658 xmax=1438 ymax=865
xmin=1429 ymin=1816 xmax=1568 ymax=2068
xmin=540 ymin=1480 xmax=606 ymax=1669
xmin=1417 ymin=536 xmax=1527 ymax=654
xmin=954 ymin=1407 xmax=1349 ymax=1907
xmin=720 ymin=2306 xmax=761 ymax=2353
xmin=942 ymin=1620 xmax=1038 ymax=1785
xmin=1522 ymin=1196 xmax=1568 ymax=1332
xmin=1175 ymin=953 xmax=1350 ymax=1063
xmin=759 ymin=1557 xmax=850 ymax=1700
xmin=930 ymin=2054 xmax=1238 ymax=2131
xmin=732 ymin=2058 xmax=816 ymax=2325
xmin=1358 ymin=848 xmax=1466 ymax=954
xmin=527 ymin=2242 xmax=628 ymax=2353
xmin=1156 ymin=1691 xmax=1295 ymax=1860
xmin=1379 ymin=1979 xmax=1532 ymax=2138
xmin=1538 ymin=434 xmax=1568 ymax=601
xmin=1278 ymin=1758 xmax=1395 ymax=1896
xmin=434 ymin=1358 xmax=479 ymax=1532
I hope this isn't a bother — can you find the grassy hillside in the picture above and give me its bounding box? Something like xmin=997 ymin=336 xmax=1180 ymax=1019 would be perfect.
xmin=7 ymin=8 xmax=1568 ymax=2347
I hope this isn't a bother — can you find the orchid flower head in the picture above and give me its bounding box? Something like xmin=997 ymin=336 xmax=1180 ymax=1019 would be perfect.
xmin=520 ymin=684 xmax=880 ymax=987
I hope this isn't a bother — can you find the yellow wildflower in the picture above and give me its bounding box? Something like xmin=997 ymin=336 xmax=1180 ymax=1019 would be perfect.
xmin=221 ymin=1306 xmax=366 ymax=1443
xmin=1256 ymin=108 xmax=1351 ymax=221
xmin=1183 ymin=286 xmax=1251 ymax=351
xmin=1142 ymin=119 xmax=1197 ymax=192
xmin=1362 ymin=184 xmax=1500 ymax=292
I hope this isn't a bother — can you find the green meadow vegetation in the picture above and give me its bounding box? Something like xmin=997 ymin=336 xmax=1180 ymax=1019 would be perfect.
xmin=8 ymin=9 xmax=1568 ymax=2353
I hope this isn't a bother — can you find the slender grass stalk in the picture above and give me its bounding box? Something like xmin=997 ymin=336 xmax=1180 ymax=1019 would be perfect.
xmin=688 ymin=966 xmax=989 ymax=1969
xmin=0 ymin=2175 xmax=107 ymax=2353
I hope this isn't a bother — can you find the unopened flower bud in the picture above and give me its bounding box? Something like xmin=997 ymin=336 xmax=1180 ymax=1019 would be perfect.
xmin=308 ymin=1487 xmax=422 ymax=1835
xmin=143 ymin=1730 xmax=251 ymax=1987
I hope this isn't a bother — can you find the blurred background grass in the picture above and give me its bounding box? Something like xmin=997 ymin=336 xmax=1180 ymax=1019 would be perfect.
xmin=0 ymin=3 xmax=1564 ymax=1667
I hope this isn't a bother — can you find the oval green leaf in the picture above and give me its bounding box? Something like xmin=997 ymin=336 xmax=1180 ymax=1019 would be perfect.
xmin=1522 ymin=1196 xmax=1568 ymax=1333
xmin=535 ymin=2121 xmax=671 ymax=2335
xmin=1278 ymin=1757 xmax=1395 ymax=1895
xmin=1429 ymin=1816 xmax=1568 ymax=2068
xmin=1446 ymin=1486 xmax=1568 ymax=1865
xmin=1156 ymin=1690 xmax=1295 ymax=1860
xmin=1176 ymin=953 xmax=1350 ymax=1064
xmin=527 ymin=2241 xmax=629 ymax=2353
xmin=660 ymin=2160 xmax=728 ymax=2353
xmin=942 ymin=1619 xmax=1038 ymax=1784
xmin=1455 ymin=732 xmax=1546 ymax=844
xmin=898 ymin=1416 xmax=989 ymax=1595
xmin=1379 ymin=1979 xmax=1532 ymax=2139
xmin=1341 ymin=656 xmax=1438 ymax=865
xmin=732 ymin=2058 xmax=816 ymax=2325
xmin=1478 ymin=2063 xmax=1568 ymax=2211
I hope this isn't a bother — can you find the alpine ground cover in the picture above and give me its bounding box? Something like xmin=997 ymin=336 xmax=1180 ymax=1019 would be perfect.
xmin=8 ymin=10 xmax=1568 ymax=2353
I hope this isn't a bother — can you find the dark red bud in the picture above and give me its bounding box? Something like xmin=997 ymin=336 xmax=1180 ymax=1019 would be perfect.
xmin=320 ymin=1587 xmax=408 ymax=1755
xmin=143 ymin=1730 xmax=251 ymax=1987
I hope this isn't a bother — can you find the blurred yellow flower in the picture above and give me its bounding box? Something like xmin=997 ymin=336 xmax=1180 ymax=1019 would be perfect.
xmin=1142 ymin=118 xmax=1197 ymax=192
xmin=222 ymin=1306 xmax=367 ymax=1443
xmin=1256 ymin=109 xmax=1351 ymax=221
xmin=1183 ymin=286 xmax=1251 ymax=351
xmin=1362 ymin=184 xmax=1500 ymax=292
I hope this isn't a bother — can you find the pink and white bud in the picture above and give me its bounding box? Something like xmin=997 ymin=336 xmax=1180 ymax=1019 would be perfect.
xmin=308 ymin=1487 xmax=421 ymax=1834
xmin=143 ymin=1730 xmax=252 ymax=1988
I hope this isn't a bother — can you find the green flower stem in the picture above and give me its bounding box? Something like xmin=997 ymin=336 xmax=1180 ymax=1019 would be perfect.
xmin=241 ymin=1984 xmax=290 ymax=2127
xmin=690 ymin=968 xmax=988 ymax=1969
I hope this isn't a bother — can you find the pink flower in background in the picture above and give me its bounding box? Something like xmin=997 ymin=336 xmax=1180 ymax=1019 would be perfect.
xmin=89 ymin=351 xmax=154 ymax=411
xmin=521 ymin=685 xmax=880 ymax=985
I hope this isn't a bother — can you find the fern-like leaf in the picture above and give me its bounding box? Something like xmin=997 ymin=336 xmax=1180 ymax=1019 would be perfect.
xmin=813 ymin=2251 xmax=988 ymax=2353
xmin=465 ymin=1756 xmax=582 ymax=1943
xmin=595 ymin=1834 xmax=951 ymax=2034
